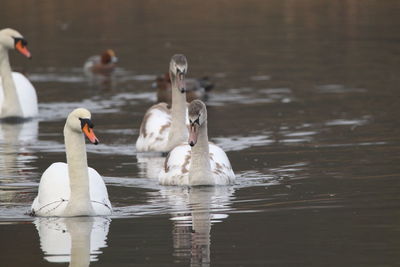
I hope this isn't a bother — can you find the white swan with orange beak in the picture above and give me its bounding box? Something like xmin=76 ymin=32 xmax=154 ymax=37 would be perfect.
xmin=0 ymin=28 xmax=38 ymax=120
xmin=31 ymin=108 xmax=112 ymax=217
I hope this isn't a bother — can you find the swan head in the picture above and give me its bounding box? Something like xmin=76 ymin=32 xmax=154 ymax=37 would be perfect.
xmin=169 ymin=54 xmax=187 ymax=93
xmin=0 ymin=28 xmax=31 ymax=58
xmin=66 ymin=108 xmax=99 ymax=145
xmin=188 ymin=100 xmax=207 ymax=147
xmin=101 ymin=49 xmax=118 ymax=64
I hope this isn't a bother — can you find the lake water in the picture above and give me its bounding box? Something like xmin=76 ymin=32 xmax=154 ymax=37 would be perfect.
xmin=1 ymin=0 xmax=400 ymax=266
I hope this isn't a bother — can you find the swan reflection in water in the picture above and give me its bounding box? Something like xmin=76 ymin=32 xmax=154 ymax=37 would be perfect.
xmin=33 ymin=217 xmax=110 ymax=267
xmin=0 ymin=121 xmax=38 ymax=203
xmin=136 ymin=153 xmax=166 ymax=179
xmin=159 ymin=185 xmax=234 ymax=266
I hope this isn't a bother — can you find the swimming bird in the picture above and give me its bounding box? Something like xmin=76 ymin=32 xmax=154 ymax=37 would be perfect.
xmin=83 ymin=49 xmax=117 ymax=76
xmin=136 ymin=54 xmax=189 ymax=153
xmin=154 ymin=72 xmax=214 ymax=105
xmin=0 ymin=28 xmax=38 ymax=120
xmin=159 ymin=100 xmax=235 ymax=186
xmin=31 ymin=108 xmax=112 ymax=217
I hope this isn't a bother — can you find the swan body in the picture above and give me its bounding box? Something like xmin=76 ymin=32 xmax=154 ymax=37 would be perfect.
xmin=31 ymin=163 xmax=112 ymax=216
xmin=31 ymin=108 xmax=112 ymax=217
xmin=0 ymin=28 xmax=38 ymax=119
xmin=159 ymin=142 xmax=235 ymax=185
xmin=0 ymin=72 xmax=38 ymax=118
xmin=136 ymin=103 xmax=172 ymax=152
xmin=159 ymin=100 xmax=235 ymax=186
xmin=136 ymin=54 xmax=189 ymax=153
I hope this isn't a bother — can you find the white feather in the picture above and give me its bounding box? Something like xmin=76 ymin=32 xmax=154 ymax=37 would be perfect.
xmin=136 ymin=103 xmax=171 ymax=152
xmin=0 ymin=72 xmax=38 ymax=117
xmin=159 ymin=143 xmax=235 ymax=186
xmin=31 ymin=162 xmax=112 ymax=216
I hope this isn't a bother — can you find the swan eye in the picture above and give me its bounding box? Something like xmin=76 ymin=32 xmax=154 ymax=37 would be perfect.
xmin=79 ymin=118 xmax=94 ymax=129
xmin=13 ymin=37 xmax=28 ymax=46
xmin=190 ymin=117 xmax=200 ymax=125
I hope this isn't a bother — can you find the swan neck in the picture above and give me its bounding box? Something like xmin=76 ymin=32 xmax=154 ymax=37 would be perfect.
xmin=64 ymin=125 xmax=94 ymax=216
xmin=189 ymin=121 xmax=213 ymax=185
xmin=167 ymin=75 xmax=188 ymax=150
xmin=0 ymin=47 xmax=23 ymax=118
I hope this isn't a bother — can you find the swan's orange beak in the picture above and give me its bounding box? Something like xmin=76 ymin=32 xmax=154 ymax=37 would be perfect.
xmin=15 ymin=40 xmax=31 ymax=59
xmin=188 ymin=123 xmax=199 ymax=147
xmin=82 ymin=123 xmax=99 ymax=145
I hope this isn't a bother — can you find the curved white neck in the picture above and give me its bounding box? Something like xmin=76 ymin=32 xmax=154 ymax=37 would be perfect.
xmin=189 ymin=121 xmax=214 ymax=185
xmin=63 ymin=126 xmax=94 ymax=216
xmin=0 ymin=47 xmax=23 ymax=118
xmin=166 ymin=75 xmax=188 ymax=151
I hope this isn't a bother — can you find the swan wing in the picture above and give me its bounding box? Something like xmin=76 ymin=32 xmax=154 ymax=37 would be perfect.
xmin=31 ymin=163 xmax=70 ymax=216
xmin=159 ymin=143 xmax=191 ymax=185
xmin=13 ymin=72 xmax=38 ymax=117
xmin=209 ymin=143 xmax=235 ymax=185
xmin=88 ymin=167 xmax=112 ymax=215
xmin=136 ymin=103 xmax=171 ymax=152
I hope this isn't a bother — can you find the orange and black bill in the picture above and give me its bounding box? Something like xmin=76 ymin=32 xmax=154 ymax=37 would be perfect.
xmin=14 ymin=38 xmax=31 ymax=59
xmin=80 ymin=118 xmax=99 ymax=145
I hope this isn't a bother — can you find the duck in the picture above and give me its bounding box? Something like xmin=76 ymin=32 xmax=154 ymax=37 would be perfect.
xmin=31 ymin=108 xmax=112 ymax=217
xmin=153 ymin=72 xmax=214 ymax=105
xmin=0 ymin=28 xmax=38 ymax=120
xmin=83 ymin=49 xmax=117 ymax=76
xmin=136 ymin=54 xmax=189 ymax=153
xmin=159 ymin=100 xmax=235 ymax=186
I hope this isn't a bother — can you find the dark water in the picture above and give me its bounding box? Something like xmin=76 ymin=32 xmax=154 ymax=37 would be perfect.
xmin=1 ymin=0 xmax=400 ymax=266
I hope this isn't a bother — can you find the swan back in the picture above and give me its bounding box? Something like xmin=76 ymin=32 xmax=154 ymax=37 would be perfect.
xmin=31 ymin=163 xmax=112 ymax=216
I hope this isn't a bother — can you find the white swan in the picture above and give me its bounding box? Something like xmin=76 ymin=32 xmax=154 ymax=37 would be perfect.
xmin=0 ymin=28 xmax=38 ymax=120
xmin=136 ymin=54 xmax=189 ymax=153
xmin=31 ymin=108 xmax=112 ymax=217
xmin=159 ymin=100 xmax=235 ymax=186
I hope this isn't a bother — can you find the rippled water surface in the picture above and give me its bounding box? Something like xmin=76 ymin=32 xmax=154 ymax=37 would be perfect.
xmin=1 ymin=1 xmax=400 ymax=266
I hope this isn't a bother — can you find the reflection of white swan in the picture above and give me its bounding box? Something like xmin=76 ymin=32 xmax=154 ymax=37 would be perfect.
xmin=136 ymin=154 xmax=165 ymax=179
xmin=31 ymin=108 xmax=112 ymax=216
xmin=34 ymin=217 xmax=110 ymax=266
xmin=0 ymin=120 xmax=38 ymax=202
xmin=160 ymin=186 xmax=234 ymax=266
